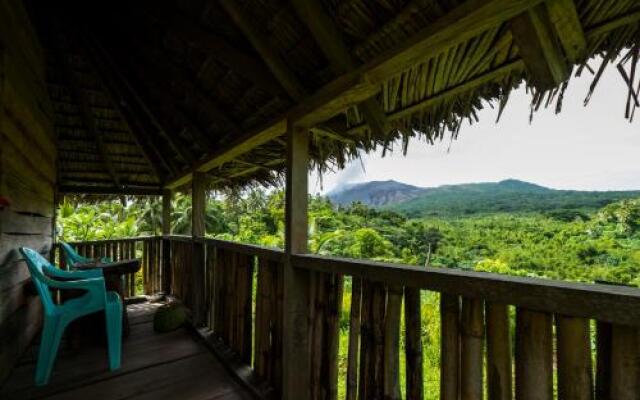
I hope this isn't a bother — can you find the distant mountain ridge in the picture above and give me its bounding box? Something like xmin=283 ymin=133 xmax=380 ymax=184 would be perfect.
xmin=327 ymin=179 xmax=640 ymax=217
xmin=327 ymin=180 xmax=425 ymax=207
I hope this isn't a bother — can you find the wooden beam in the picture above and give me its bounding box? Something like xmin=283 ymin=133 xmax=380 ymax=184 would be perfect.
xmin=167 ymin=0 xmax=541 ymax=188
xmin=57 ymin=185 xmax=164 ymax=195
xmin=289 ymin=0 xmax=389 ymax=136
xmin=546 ymin=0 xmax=587 ymax=64
xmin=166 ymin=119 xmax=287 ymax=189
xmin=219 ymin=0 xmax=307 ymax=101
xmin=283 ymin=123 xmax=311 ymax=400
xmin=510 ymin=4 xmax=570 ymax=89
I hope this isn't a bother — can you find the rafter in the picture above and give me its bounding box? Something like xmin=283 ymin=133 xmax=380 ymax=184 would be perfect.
xmin=290 ymin=0 xmax=389 ymax=137
xmin=510 ymin=4 xmax=570 ymax=89
xmin=219 ymin=0 xmax=307 ymax=101
xmin=546 ymin=0 xmax=587 ymax=64
xmin=55 ymin=34 xmax=122 ymax=188
xmin=129 ymin=38 xmax=239 ymax=148
xmin=167 ymin=0 xmax=543 ymax=188
xmin=140 ymin=8 xmax=286 ymax=98
xmin=83 ymin=35 xmax=177 ymax=179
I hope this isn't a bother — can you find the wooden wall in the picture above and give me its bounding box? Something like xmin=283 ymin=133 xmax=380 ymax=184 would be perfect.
xmin=0 ymin=0 xmax=56 ymax=384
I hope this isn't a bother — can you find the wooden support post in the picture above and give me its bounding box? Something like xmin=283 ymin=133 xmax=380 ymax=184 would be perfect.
xmin=191 ymin=172 xmax=206 ymax=326
xmin=283 ymin=122 xmax=311 ymax=400
xmin=486 ymin=303 xmax=512 ymax=400
xmin=162 ymin=189 xmax=172 ymax=294
xmin=556 ymin=315 xmax=593 ymax=400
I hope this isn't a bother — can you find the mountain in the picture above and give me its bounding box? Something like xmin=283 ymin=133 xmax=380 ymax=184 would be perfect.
xmin=327 ymin=179 xmax=640 ymax=217
xmin=327 ymin=180 xmax=426 ymax=207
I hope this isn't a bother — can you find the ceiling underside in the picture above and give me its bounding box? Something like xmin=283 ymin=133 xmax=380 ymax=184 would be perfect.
xmin=27 ymin=0 xmax=640 ymax=194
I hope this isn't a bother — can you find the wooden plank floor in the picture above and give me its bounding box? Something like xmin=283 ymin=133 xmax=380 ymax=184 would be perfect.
xmin=0 ymin=302 xmax=254 ymax=400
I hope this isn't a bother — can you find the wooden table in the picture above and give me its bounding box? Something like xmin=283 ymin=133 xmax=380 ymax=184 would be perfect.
xmin=74 ymin=259 xmax=141 ymax=337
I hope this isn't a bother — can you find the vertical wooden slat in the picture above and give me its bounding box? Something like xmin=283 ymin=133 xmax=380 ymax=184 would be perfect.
xmin=371 ymin=283 xmax=386 ymax=400
xmin=486 ymin=303 xmax=512 ymax=400
xmin=326 ymin=273 xmax=344 ymax=400
xmin=310 ymin=272 xmax=324 ymax=400
xmin=346 ymin=278 xmax=362 ymax=400
xmin=358 ymin=280 xmax=373 ymax=400
xmin=143 ymin=239 xmax=150 ymax=294
xmin=461 ymin=298 xmax=483 ymax=400
xmin=515 ymin=309 xmax=553 ymax=400
xmin=255 ymin=256 xmax=271 ymax=379
xmin=556 ymin=315 xmax=593 ymax=400
xmin=595 ymin=322 xmax=612 ymax=400
xmin=405 ymin=285 xmax=423 ymax=400
xmin=610 ymin=324 xmax=640 ymax=400
xmin=383 ymin=285 xmax=402 ymax=400
xmin=441 ymin=293 xmax=460 ymax=400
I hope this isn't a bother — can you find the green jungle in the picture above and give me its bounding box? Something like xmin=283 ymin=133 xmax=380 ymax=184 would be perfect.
xmin=57 ymin=187 xmax=640 ymax=399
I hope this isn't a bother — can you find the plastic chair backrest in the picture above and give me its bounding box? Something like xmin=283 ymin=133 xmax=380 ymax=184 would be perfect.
xmin=19 ymin=248 xmax=57 ymax=313
xmin=60 ymin=241 xmax=87 ymax=267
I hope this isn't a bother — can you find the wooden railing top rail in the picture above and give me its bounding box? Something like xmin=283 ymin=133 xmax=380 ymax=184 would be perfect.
xmin=292 ymin=253 xmax=640 ymax=327
xmin=65 ymin=236 xmax=160 ymax=245
xmin=205 ymin=238 xmax=284 ymax=262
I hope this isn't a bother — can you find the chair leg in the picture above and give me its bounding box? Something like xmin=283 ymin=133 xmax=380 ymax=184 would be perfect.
xmin=105 ymin=306 xmax=122 ymax=370
xmin=35 ymin=316 xmax=65 ymax=386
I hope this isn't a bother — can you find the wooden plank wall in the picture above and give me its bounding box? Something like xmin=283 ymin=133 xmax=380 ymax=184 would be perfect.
xmin=0 ymin=0 xmax=55 ymax=385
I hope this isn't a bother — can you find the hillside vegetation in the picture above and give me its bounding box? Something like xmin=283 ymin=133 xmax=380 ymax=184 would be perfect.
xmin=329 ymin=179 xmax=640 ymax=217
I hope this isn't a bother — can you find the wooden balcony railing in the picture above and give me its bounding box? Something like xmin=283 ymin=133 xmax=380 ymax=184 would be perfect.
xmin=58 ymin=236 xmax=640 ymax=399
xmin=56 ymin=236 xmax=165 ymax=297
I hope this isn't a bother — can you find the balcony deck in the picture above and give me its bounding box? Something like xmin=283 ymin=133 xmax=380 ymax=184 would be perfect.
xmin=0 ymin=302 xmax=253 ymax=400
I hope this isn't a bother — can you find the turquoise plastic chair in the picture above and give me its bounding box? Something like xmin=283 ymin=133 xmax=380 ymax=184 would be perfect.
xmin=19 ymin=248 xmax=122 ymax=386
xmin=60 ymin=241 xmax=111 ymax=268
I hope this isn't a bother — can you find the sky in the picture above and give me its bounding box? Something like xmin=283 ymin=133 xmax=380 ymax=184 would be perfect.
xmin=311 ymin=61 xmax=640 ymax=194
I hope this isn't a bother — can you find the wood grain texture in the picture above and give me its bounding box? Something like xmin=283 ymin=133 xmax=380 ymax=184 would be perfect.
xmin=510 ymin=4 xmax=570 ymax=89
xmin=486 ymin=303 xmax=512 ymax=400
xmin=461 ymin=298 xmax=483 ymax=400
xmin=440 ymin=294 xmax=460 ymax=400
xmin=556 ymin=315 xmax=593 ymax=400
xmin=515 ymin=309 xmax=553 ymax=400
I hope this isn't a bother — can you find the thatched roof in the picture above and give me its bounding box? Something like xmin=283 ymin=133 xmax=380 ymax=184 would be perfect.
xmin=29 ymin=0 xmax=640 ymax=194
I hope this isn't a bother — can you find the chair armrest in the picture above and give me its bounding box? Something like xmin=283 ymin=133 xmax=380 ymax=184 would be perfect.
xmin=46 ymin=264 xmax=103 ymax=279
xmin=46 ymin=276 xmax=107 ymax=297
